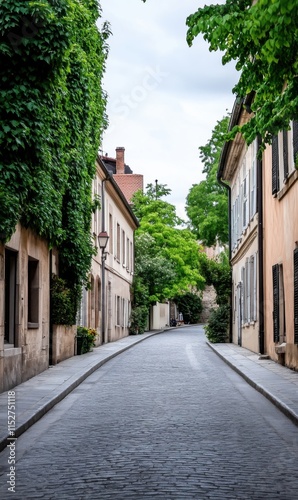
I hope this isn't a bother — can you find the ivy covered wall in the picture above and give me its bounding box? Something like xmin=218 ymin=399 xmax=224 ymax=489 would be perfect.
xmin=0 ymin=0 xmax=109 ymax=319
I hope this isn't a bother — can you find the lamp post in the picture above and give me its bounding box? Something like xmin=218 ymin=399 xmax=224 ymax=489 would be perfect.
xmin=98 ymin=231 xmax=109 ymax=343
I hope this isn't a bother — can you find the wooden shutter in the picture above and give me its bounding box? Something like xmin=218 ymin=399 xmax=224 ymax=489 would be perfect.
xmin=272 ymin=264 xmax=279 ymax=342
xmin=241 ymin=266 xmax=245 ymax=325
xmin=294 ymin=249 xmax=298 ymax=344
xmin=293 ymin=121 xmax=298 ymax=168
xmin=283 ymin=129 xmax=289 ymax=179
xmin=272 ymin=135 xmax=280 ymax=195
xmin=253 ymin=253 xmax=257 ymax=321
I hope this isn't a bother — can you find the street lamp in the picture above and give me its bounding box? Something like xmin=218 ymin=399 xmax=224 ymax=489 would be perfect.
xmin=98 ymin=231 xmax=109 ymax=343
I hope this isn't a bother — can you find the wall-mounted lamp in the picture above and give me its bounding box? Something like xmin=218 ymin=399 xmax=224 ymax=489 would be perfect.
xmin=98 ymin=231 xmax=109 ymax=343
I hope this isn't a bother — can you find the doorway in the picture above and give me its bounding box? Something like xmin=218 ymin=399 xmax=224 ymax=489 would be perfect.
xmin=4 ymin=249 xmax=17 ymax=346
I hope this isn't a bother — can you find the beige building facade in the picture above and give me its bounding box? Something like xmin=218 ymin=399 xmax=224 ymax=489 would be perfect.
xmin=220 ymin=99 xmax=298 ymax=370
xmin=78 ymin=157 xmax=139 ymax=344
xmin=0 ymin=225 xmax=51 ymax=392
xmin=219 ymin=101 xmax=260 ymax=353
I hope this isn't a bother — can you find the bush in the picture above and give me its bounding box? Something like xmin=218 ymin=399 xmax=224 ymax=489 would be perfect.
xmin=129 ymin=306 xmax=148 ymax=335
xmin=205 ymin=304 xmax=230 ymax=343
xmin=76 ymin=326 xmax=97 ymax=354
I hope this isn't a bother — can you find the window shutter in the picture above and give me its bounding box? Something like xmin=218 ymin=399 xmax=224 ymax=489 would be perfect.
xmin=283 ymin=130 xmax=289 ymax=179
xmin=241 ymin=266 xmax=245 ymax=326
xmin=293 ymin=121 xmax=298 ymax=168
xmin=246 ymin=258 xmax=250 ymax=323
xmin=294 ymin=249 xmax=298 ymax=344
xmin=272 ymin=135 xmax=280 ymax=195
xmin=253 ymin=253 xmax=257 ymax=321
xmin=272 ymin=264 xmax=280 ymax=342
xmin=250 ymin=161 xmax=256 ymax=219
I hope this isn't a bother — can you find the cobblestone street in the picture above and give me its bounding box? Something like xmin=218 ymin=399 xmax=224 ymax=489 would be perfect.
xmin=0 ymin=326 xmax=298 ymax=499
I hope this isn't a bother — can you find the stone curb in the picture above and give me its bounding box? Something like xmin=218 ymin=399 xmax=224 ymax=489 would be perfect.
xmin=206 ymin=341 xmax=298 ymax=428
xmin=0 ymin=330 xmax=164 ymax=453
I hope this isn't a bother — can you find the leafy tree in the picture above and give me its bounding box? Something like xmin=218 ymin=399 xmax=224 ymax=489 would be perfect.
xmin=186 ymin=116 xmax=229 ymax=246
xmin=186 ymin=0 xmax=298 ymax=147
xmin=198 ymin=250 xmax=231 ymax=306
xmin=132 ymin=183 xmax=205 ymax=300
xmin=0 ymin=1 xmax=109 ymax=321
xmin=130 ymin=183 xmax=205 ymax=330
xmin=173 ymin=292 xmax=202 ymax=324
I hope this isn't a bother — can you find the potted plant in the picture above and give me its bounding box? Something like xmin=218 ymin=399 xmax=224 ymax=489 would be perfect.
xmin=76 ymin=327 xmax=98 ymax=354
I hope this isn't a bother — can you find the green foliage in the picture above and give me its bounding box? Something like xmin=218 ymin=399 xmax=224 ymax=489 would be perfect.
xmin=173 ymin=292 xmax=202 ymax=324
xmin=131 ymin=183 xmax=205 ymax=305
xmin=50 ymin=274 xmax=78 ymax=326
xmin=186 ymin=117 xmax=229 ymax=246
xmin=198 ymin=250 xmax=231 ymax=306
xmin=204 ymin=304 xmax=230 ymax=343
xmin=0 ymin=0 xmax=109 ymax=319
xmin=129 ymin=306 xmax=148 ymax=335
xmin=76 ymin=326 xmax=97 ymax=354
xmin=186 ymin=0 xmax=298 ymax=147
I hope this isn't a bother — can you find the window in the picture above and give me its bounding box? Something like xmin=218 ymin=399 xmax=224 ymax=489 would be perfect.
xmin=116 ymin=295 xmax=121 ymax=326
xmin=272 ymin=122 xmax=298 ymax=196
xmin=28 ymin=257 xmax=39 ymax=327
xmin=242 ymin=175 xmax=249 ymax=229
xmin=126 ymin=238 xmax=130 ymax=271
xmin=109 ymin=213 xmax=113 ymax=254
xmin=241 ymin=254 xmax=257 ymax=325
xmin=5 ymin=249 xmax=17 ymax=345
xmin=250 ymin=139 xmax=257 ymax=218
xmin=122 ymin=229 xmax=125 ymax=265
xmin=116 ymin=223 xmax=120 ymax=261
xmin=130 ymin=241 xmax=133 ymax=272
xmin=272 ymin=262 xmax=286 ymax=343
xmin=272 ymin=134 xmax=280 ymax=195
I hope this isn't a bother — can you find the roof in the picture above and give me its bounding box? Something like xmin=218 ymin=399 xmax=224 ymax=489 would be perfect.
xmin=96 ymin=156 xmax=139 ymax=228
xmin=100 ymin=156 xmax=133 ymax=175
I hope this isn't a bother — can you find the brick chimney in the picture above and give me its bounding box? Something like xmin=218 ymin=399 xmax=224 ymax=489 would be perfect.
xmin=116 ymin=147 xmax=125 ymax=174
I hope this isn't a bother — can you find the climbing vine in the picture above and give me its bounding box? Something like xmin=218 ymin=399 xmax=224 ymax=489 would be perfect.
xmin=0 ymin=1 xmax=109 ymax=320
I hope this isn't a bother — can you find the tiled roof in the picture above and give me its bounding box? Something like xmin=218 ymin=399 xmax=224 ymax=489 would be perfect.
xmin=113 ymin=174 xmax=144 ymax=203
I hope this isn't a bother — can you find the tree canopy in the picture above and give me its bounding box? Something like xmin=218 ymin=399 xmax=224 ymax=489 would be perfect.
xmin=132 ymin=183 xmax=204 ymax=305
xmin=186 ymin=0 xmax=298 ymax=147
xmin=186 ymin=116 xmax=229 ymax=246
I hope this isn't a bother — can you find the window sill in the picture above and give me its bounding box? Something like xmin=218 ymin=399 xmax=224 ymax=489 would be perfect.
xmin=2 ymin=347 xmax=22 ymax=357
xmin=277 ymin=170 xmax=298 ymax=201
xmin=28 ymin=322 xmax=39 ymax=329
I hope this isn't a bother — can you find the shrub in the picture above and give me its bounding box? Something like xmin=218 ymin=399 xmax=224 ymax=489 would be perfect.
xmin=76 ymin=326 xmax=97 ymax=354
xmin=205 ymin=304 xmax=230 ymax=343
xmin=50 ymin=274 xmax=77 ymax=325
xmin=129 ymin=306 xmax=148 ymax=335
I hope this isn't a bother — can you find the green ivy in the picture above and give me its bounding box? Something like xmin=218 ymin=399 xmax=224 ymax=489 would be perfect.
xmin=0 ymin=1 xmax=110 ymax=316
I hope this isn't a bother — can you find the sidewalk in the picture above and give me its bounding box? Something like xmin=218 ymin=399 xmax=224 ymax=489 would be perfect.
xmin=207 ymin=341 xmax=298 ymax=428
xmin=0 ymin=330 xmax=162 ymax=452
xmin=1 ymin=328 xmax=298 ymax=453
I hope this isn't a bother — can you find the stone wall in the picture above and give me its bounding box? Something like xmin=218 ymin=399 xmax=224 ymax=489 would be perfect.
xmin=200 ymin=285 xmax=217 ymax=323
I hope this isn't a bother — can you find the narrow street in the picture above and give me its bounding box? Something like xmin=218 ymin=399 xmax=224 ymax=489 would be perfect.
xmin=0 ymin=326 xmax=298 ymax=499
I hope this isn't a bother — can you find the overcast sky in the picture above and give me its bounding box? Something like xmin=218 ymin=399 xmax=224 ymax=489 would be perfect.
xmin=100 ymin=0 xmax=238 ymax=220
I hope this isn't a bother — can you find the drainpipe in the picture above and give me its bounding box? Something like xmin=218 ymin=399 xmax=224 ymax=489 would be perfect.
xmin=217 ymin=173 xmax=233 ymax=343
xmin=257 ymin=135 xmax=265 ymax=354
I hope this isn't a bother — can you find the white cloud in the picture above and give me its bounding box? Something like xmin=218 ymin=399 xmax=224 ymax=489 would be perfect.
xmin=100 ymin=0 xmax=238 ymax=219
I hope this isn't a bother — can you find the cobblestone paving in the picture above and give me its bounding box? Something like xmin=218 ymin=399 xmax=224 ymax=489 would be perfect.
xmin=0 ymin=327 xmax=298 ymax=499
